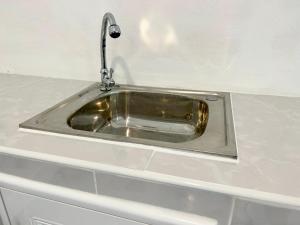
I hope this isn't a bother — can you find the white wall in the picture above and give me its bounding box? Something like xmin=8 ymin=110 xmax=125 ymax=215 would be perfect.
xmin=0 ymin=0 xmax=299 ymax=97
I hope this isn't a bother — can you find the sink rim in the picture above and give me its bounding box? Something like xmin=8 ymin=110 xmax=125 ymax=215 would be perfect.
xmin=19 ymin=83 xmax=237 ymax=159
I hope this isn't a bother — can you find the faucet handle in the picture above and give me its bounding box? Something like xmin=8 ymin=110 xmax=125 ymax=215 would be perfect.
xmin=100 ymin=68 xmax=114 ymax=78
xmin=100 ymin=68 xmax=115 ymax=91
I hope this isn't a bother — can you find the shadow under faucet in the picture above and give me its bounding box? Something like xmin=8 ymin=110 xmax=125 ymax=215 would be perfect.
xmin=111 ymin=56 xmax=134 ymax=85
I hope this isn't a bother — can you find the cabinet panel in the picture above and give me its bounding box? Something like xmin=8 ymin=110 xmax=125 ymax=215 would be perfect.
xmin=0 ymin=153 xmax=96 ymax=193
xmin=96 ymin=171 xmax=231 ymax=225
xmin=231 ymin=199 xmax=300 ymax=225
xmin=1 ymin=189 xmax=147 ymax=225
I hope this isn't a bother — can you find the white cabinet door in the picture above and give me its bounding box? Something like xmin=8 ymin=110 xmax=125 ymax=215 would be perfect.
xmin=1 ymin=189 xmax=148 ymax=225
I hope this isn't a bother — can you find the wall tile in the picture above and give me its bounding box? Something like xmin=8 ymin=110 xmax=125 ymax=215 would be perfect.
xmin=1 ymin=0 xmax=300 ymax=96
xmin=231 ymin=199 xmax=300 ymax=225
xmin=0 ymin=153 xmax=96 ymax=193
xmin=96 ymin=171 xmax=233 ymax=225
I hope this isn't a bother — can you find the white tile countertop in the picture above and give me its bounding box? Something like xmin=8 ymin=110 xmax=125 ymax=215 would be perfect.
xmin=0 ymin=73 xmax=300 ymax=208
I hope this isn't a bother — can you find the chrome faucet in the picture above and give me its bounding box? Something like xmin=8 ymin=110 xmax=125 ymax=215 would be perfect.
xmin=100 ymin=12 xmax=121 ymax=91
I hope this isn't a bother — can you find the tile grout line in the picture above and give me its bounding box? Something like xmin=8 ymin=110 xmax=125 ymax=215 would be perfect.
xmin=144 ymin=151 xmax=156 ymax=170
xmin=227 ymin=197 xmax=236 ymax=225
xmin=92 ymin=170 xmax=99 ymax=195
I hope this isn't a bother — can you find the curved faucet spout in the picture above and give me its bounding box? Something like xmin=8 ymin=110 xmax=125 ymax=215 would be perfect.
xmin=100 ymin=12 xmax=121 ymax=91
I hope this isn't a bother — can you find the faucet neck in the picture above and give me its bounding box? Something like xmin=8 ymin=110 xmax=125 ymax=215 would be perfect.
xmin=100 ymin=13 xmax=121 ymax=91
xmin=101 ymin=13 xmax=116 ymax=69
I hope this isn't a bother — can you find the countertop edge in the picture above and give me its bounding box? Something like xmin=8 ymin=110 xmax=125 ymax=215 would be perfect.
xmin=0 ymin=145 xmax=299 ymax=210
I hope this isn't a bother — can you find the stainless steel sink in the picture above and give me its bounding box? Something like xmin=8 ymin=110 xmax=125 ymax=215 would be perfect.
xmin=20 ymin=83 xmax=237 ymax=158
xmin=68 ymin=91 xmax=209 ymax=143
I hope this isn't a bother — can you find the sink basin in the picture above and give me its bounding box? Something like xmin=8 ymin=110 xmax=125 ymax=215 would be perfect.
xmin=68 ymin=91 xmax=209 ymax=143
xmin=20 ymin=84 xmax=237 ymax=158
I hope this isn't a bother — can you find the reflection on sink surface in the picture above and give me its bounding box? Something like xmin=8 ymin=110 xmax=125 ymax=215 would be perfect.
xmin=20 ymin=83 xmax=237 ymax=158
xmin=68 ymin=91 xmax=209 ymax=143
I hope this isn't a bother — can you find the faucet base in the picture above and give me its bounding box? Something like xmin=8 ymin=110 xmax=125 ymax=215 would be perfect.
xmin=100 ymin=68 xmax=116 ymax=91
